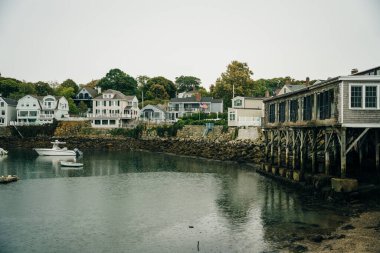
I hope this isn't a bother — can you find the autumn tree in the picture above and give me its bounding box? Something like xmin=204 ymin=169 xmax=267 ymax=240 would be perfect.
xmin=175 ymin=75 xmax=201 ymax=93
xmin=98 ymin=69 xmax=137 ymax=95
xmin=211 ymin=61 xmax=255 ymax=110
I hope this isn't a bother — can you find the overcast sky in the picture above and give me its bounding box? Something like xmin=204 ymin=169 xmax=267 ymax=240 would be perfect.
xmin=0 ymin=0 xmax=379 ymax=88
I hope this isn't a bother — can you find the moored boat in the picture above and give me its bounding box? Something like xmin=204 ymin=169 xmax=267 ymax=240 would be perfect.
xmin=34 ymin=140 xmax=81 ymax=156
xmin=60 ymin=161 xmax=83 ymax=167
xmin=0 ymin=175 xmax=19 ymax=184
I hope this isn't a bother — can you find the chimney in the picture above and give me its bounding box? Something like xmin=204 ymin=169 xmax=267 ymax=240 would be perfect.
xmin=265 ymin=90 xmax=270 ymax=98
xmin=305 ymin=77 xmax=310 ymax=86
xmin=96 ymin=86 xmax=102 ymax=94
xmin=351 ymin=68 xmax=358 ymax=75
xmin=195 ymin=92 xmax=201 ymax=102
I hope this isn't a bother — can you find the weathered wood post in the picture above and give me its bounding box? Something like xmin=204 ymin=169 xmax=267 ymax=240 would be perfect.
xmin=270 ymin=130 xmax=274 ymax=164
xmin=285 ymin=130 xmax=289 ymax=168
xmin=311 ymin=129 xmax=317 ymax=174
xmin=277 ymin=130 xmax=281 ymax=167
xmin=300 ymin=129 xmax=305 ymax=172
xmin=292 ymin=129 xmax=296 ymax=169
xmin=340 ymin=128 xmax=347 ymax=178
xmin=325 ymin=130 xmax=330 ymax=175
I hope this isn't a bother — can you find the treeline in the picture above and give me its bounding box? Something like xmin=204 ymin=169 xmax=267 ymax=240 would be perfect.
xmin=0 ymin=60 xmax=312 ymax=112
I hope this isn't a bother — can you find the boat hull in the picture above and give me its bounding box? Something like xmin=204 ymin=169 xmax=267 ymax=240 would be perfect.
xmin=34 ymin=149 xmax=76 ymax=156
xmin=60 ymin=161 xmax=83 ymax=167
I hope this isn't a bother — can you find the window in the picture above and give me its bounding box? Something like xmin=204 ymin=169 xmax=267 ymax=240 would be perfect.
xmin=318 ymin=90 xmax=333 ymax=119
xmin=96 ymin=101 xmax=99 ymax=106
xmin=303 ymin=95 xmax=313 ymax=121
xmin=20 ymin=111 xmax=28 ymax=116
xmin=350 ymin=86 xmax=362 ymax=108
xmin=154 ymin=112 xmax=160 ymax=118
xmin=289 ymin=100 xmax=298 ymax=122
xmin=1 ymin=110 xmax=4 ymax=115
xmin=229 ymin=111 xmax=236 ymax=121
xmin=234 ymin=99 xmax=242 ymax=107
xmin=79 ymin=93 xmax=84 ymax=99
xmin=95 ymin=120 xmax=100 ymax=125
xmin=103 ymin=101 xmax=106 ymax=106
xmin=30 ymin=111 xmax=37 ymax=116
xmin=102 ymin=120 xmax=108 ymax=125
xmin=0 ymin=102 xmax=4 ymax=107
xmin=109 ymin=120 xmax=116 ymax=125
xmin=84 ymin=93 xmax=89 ymax=99
xmin=365 ymin=86 xmax=377 ymax=108
xmin=279 ymin=102 xmax=286 ymax=122
xmin=269 ymin=104 xmax=276 ymax=123
xmin=109 ymin=101 xmax=112 ymax=106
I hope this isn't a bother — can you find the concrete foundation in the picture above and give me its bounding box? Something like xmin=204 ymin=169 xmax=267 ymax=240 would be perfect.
xmin=331 ymin=178 xmax=358 ymax=192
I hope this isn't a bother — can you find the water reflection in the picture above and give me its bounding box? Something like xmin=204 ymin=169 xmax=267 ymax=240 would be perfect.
xmin=0 ymin=149 xmax=349 ymax=252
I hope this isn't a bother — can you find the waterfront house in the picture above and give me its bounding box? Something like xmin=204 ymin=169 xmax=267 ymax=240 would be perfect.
xmin=16 ymin=95 xmax=69 ymax=125
xmin=228 ymin=96 xmax=264 ymax=127
xmin=277 ymin=84 xmax=307 ymax=95
xmin=74 ymin=87 xmax=99 ymax=109
xmin=140 ymin=104 xmax=168 ymax=123
xmin=262 ymin=66 xmax=380 ymax=183
xmin=87 ymin=89 xmax=140 ymax=128
xmin=167 ymin=95 xmax=223 ymax=121
xmin=0 ymin=96 xmax=17 ymax=126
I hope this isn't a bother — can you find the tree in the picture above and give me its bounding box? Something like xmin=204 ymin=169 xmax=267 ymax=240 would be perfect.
xmin=0 ymin=78 xmax=20 ymax=97
xmin=78 ymin=101 xmax=88 ymax=114
xmin=35 ymin=81 xmax=54 ymax=96
xmin=175 ymin=75 xmax=201 ymax=93
xmin=144 ymin=76 xmax=176 ymax=100
xmin=98 ymin=69 xmax=137 ymax=95
xmin=211 ymin=61 xmax=255 ymax=110
xmin=136 ymin=75 xmax=150 ymax=87
xmin=61 ymin=79 xmax=79 ymax=94
xmin=84 ymin=79 xmax=99 ymax=89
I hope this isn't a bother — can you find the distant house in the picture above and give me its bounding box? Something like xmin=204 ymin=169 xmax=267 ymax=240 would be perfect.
xmin=177 ymin=90 xmax=197 ymax=98
xmin=277 ymin=84 xmax=307 ymax=96
xmin=0 ymin=96 xmax=17 ymax=126
xmin=16 ymin=95 xmax=69 ymax=124
xmin=167 ymin=96 xmax=223 ymax=121
xmin=228 ymin=96 xmax=264 ymax=127
xmin=140 ymin=104 xmax=168 ymax=123
xmin=87 ymin=89 xmax=139 ymax=128
xmin=74 ymin=87 xmax=99 ymax=108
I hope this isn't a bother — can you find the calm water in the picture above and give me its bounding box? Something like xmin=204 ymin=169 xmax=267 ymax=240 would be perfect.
xmin=0 ymin=149 xmax=348 ymax=253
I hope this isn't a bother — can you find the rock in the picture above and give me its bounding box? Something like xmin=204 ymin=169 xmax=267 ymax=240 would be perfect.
xmin=189 ymin=226 xmax=194 ymax=228
xmin=308 ymin=234 xmax=324 ymax=243
xmin=289 ymin=244 xmax=308 ymax=252
xmin=341 ymin=224 xmax=355 ymax=230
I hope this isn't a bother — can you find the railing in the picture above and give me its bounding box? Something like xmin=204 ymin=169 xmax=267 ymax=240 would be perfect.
xmin=237 ymin=116 xmax=262 ymax=127
xmin=39 ymin=114 xmax=54 ymax=119
xmin=87 ymin=113 xmax=133 ymax=119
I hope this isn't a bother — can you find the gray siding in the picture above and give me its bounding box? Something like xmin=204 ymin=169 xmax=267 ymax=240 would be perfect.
xmin=342 ymin=81 xmax=380 ymax=124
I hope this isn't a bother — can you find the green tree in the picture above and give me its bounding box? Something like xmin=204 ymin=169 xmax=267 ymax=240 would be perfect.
xmin=0 ymin=78 xmax=20 ymax=97
xmin=78 ymin=101 xmax=88 ymax=114
xmin=61 ymin=79 xmax=79 ymax=94
xmin=211 ymin=60 xmax=255 ymax=110
xmin=98 ymin=69 xmax=137 ymax=95
xmin=144 ymin=76 xmax=176 ymax=100
xmin=175 ymin=75 xmax=201 ymax=92
xmin=35 ymin=81 xmax=54 ymax=96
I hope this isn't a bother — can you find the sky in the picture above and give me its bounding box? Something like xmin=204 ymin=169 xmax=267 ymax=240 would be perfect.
xmin=0 ymin=0 xmax=379 ymax=89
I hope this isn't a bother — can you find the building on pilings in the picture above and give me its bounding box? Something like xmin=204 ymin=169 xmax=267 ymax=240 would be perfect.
xmin=262 ymin=66 xmax=380 ymax=185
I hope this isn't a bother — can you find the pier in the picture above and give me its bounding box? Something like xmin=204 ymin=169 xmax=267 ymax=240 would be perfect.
xmin=262 ymin=67 xmax=380 ymax=191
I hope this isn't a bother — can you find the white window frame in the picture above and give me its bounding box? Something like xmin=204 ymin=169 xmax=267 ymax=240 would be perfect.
xmin=229 ymin=111 xmax=236 ymax=121
xmin=349 ymin=83 xmax=380 ymax=110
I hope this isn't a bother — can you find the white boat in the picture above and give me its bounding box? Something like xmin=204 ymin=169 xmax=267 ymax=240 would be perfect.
xmin=0 ymin=148 xmax=8 ymax=155
xmin=34 ymin=140 xmax=78 ymax=156
xmin=60 ymin=161 xmax=83 ymax=167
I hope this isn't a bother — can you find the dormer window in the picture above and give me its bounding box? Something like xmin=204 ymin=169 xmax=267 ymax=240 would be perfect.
xmin=234 ymin=99 xmax=242 ymax=107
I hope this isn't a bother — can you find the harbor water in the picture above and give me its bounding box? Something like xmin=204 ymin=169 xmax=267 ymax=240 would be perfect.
xmin=0 ymin=149 xmax=350 ymax=252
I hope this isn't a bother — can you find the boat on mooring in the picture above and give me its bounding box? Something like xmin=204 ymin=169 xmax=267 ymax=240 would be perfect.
xmin=60 ymin=161 xmax=83 ymax=168
xmin=34 ymin=140 xmax=81 ymax=156
xmin=0 ymin=148 xmax=8 ymax=155
xmin=0 ymin=175 xmax=19 ymax=184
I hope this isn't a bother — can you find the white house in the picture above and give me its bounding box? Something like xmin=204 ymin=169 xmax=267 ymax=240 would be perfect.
xmin=88 ymin=89 xmax=140 ymax=128
xmin=0 ymin=97 xmax=17 ymax=126
xmin=228 ymin=96 xmax=264 ymax=127
xmin=140 ymin=104 xmax=168 ymax=123
xmin=16 ymin=95 xmax=69 ymax=125
xmin=167 ymin=96 xmax=223 ymax=121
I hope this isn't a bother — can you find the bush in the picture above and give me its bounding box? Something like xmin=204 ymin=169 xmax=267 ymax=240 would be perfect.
xmin=108 ymin=124 xmax=144 ymax=139
xmin=155 ymin=122 xmax=184 ymax=137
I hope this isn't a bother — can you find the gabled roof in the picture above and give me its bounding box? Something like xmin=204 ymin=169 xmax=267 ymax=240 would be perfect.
xmin=233 ymin=96 xmax=265 ymax=100
xmin=93 ymin=89 xmax=132 ymax=100
xmin=284 ymin=84 xmax=307 ymax=92
xmin=0 ymin=97 xmax=17 ymax=106
xmin=141 ymin=104 xmax=166 ymax=113
xmin=83 ymin=87 xmax=98 ymax=97
xmin=170 ymin=97 xmax=223 ymax=103
xmin=351 ymin=66 xmax=380 ymax=76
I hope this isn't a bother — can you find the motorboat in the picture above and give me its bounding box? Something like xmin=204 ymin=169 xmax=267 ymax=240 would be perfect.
xmin=34 ymin=140 xmax=81 ymax=156
xmin=0 ymin=148 xmax=8 ymax=155
xmin=0 ymin=175 xmax=18 ymax=184
xmin=60 ymin=161 xmax=83 ymax=167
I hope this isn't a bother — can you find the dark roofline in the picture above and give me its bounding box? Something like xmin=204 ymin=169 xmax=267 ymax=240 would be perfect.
xmin=263 ymin=76 xmax=341 ymax=102
xmin=351 ymin=66 xmax=380 ymax=76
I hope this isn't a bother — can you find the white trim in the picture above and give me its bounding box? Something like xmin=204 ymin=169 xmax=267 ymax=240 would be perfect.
xmin=342 ymin=123 xmax=380 ymax=128
xmin=340 ymin=82 xmax=344 ymax=124
xmin=340 ymin=76 xmax=380 ymax=81
xmin=348 ymin=83 xmax=379 ymax=110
